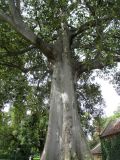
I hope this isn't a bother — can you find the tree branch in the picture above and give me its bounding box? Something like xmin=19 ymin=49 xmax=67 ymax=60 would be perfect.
xmin=113 ymin=55 xmax=120 ymax=62
xmin=0 ymin=45 xmax=36 ymax=57
xmin=76 ymin=61 xmax=104 ymax=76
xmin=0 ymin=13 xmax=13 ymax=24
xmin=84 ymin=0 xmax=96 ymax=16
xmin=71 ymin=17 xmax=111 ymax=40
xmin=0 ymin=1 xmax=54 ymax=61
xmin=0 ymin=61 xmax=26 ymax=72
xmin=0 ymin=60 xmax=43 ymax=73
xmin=76 ymin=55 xmax=120 ymax=76
xmin=15 ymin=0 xmax=21 ymax=13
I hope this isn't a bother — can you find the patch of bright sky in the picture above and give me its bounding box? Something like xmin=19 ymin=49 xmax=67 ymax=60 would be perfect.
xmin=95 ymin=77 xmax=120 ymax=116
xmin=2 ymin=103 xmax=10 ymax=112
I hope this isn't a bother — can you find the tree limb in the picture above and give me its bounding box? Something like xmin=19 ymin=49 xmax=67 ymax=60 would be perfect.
xmin=15 ymin=0 xmax=21 ymax=13
xmin=0 ymin=61 xmax=26 ymax=72
xmin=0 ymin=1 xmax=54 ymax=61
xmin=71 ymin=17 xmax=112 ymax=40
xmin=75 ymin=61 xmax=104 ymax=76
xmin=0 ymin=45 xmax=36 ymax=57
xmin=0 ymin=60 xmax=43 ymax=73
xmin=84 ymin=0 xmax=96 ymax=16
xmin=113 ymin=55 xmax=120 ymax=62
xmin=76 ymin=55 xmax=120 ymax=76
xmin=0 ymin=13 xmax=13 ymax=24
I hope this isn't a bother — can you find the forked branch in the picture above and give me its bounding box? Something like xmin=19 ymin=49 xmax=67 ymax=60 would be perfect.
xmin=71 ymin=17 xmax=112 ymax=40
xmin=0 ymin=1 xmax=54 ymax=61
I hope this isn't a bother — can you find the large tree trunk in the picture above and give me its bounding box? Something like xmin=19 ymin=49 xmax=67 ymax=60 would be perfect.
xmin=41 ymin=28 xmax=93 ymax=160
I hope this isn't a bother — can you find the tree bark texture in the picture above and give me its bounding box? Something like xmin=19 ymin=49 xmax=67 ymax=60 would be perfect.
xmin=41 ymin=29 xmax=93 ymax=160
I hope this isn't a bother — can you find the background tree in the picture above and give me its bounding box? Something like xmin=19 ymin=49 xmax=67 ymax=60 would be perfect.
xmin=0 ymin=0 xmax=120 ymax=160
xmin=0 ymin=103 xmax=48 ymax=159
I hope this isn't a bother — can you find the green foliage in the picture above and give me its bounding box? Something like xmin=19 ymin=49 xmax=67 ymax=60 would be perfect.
xmin=0 ymin=106 xmax=48 ymax=159
xmin=101 ymin=134 xmax=120 ymax=160
xmin=77 ymin=76 xmax=104 ymax=135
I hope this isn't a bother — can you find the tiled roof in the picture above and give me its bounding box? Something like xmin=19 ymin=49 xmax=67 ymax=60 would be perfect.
xmin=91 ymin=143 xmax=101 ymax=155
xmin=101 ymin=118 xmax=120 ymax=138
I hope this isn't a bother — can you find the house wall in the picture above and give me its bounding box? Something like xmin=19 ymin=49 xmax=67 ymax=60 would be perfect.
xmin=93 ymin=154 xmax=102 ymax=160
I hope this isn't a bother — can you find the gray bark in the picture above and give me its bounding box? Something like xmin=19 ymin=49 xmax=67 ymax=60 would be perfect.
xmin=41 ymin=28 xmax=93 ymax=160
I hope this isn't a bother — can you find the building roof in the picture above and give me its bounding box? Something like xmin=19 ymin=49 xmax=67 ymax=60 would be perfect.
xmin=91 ymin=143 xmax=101 ymax=155
xmin=101 ymin=118 xmax=120 ymax=138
